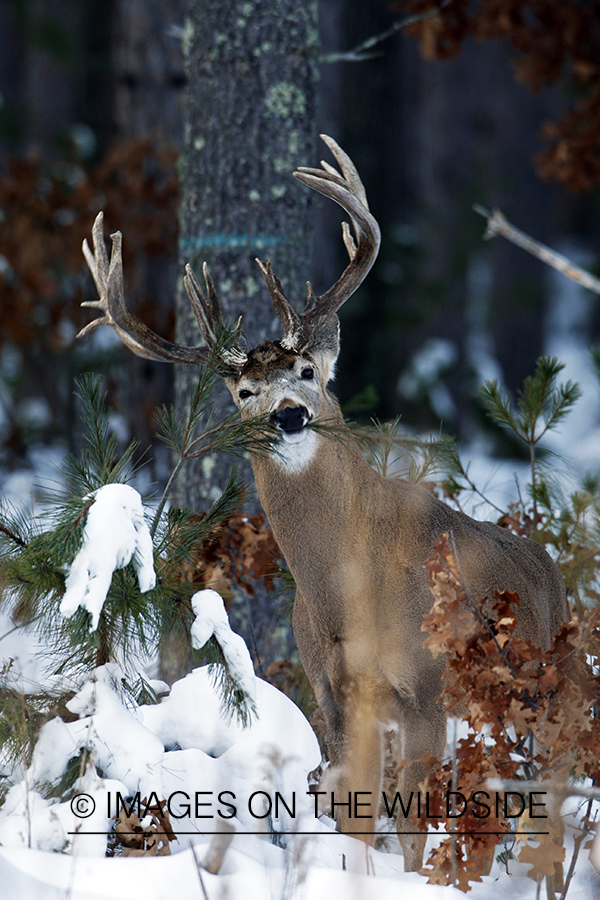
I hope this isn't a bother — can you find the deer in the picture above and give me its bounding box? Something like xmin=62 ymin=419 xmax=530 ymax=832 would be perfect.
xmin=79 ymin=135 xmax=569 ymax=871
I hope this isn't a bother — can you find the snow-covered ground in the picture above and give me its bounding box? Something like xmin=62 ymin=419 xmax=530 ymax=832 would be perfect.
xmin=0 ymin=645 xmax=598 ymax=900
xmin=0 ymin=535 xmax=598 ymax=899
xmin=0 ymin=655 xmax=598 ymax=900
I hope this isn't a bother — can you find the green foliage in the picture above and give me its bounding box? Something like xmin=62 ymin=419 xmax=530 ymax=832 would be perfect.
xmin=341 ymin=384 xmax=379 ymax=415
xmin=354 ymin=416 xmax=458 ymax=483
xmin=152 ymin=324 xmax=277 ymax=533
xmin=0 ymin=375 xmax=153 ymax=674
xmin=0 ymin=363 xmax=270 ymax=733
xmin=206 ymin=641 xmax=257 ymax=729
xmin=0 ymin=683 xmax=76 ymax=791
xmin=479 ymin=356 xmax=581 ymax=444
xmin=478 ymin=356 xmax=581 ymax=510
xmin=444 ymin=351 xmax=600 ymax=614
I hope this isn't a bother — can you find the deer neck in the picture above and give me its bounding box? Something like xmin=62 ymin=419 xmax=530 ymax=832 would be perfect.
xmin=249 ymin=396 xmax=378 ymax=582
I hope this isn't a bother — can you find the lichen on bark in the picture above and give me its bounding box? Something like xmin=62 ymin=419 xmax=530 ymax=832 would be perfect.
xmin=174 ymin=0 xmax=319 ymax=513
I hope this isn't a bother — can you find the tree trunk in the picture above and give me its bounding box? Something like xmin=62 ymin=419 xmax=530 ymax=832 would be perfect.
xmin=174 ymin=0 xmax=319 ymax=511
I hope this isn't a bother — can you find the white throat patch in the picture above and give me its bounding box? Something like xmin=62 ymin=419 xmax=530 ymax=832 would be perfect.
xmin=272 ymin=429 xmax=318 ymax=473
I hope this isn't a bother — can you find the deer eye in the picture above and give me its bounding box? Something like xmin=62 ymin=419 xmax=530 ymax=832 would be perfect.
xmin=301 ymin=366 xmax=314 ymax=380
xmin=238 ymin=389 xmax=253 ymax=400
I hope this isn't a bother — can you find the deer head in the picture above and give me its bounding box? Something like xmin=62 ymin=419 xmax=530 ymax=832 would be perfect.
xmin=80 ymin=135 xmax=380 ymax=470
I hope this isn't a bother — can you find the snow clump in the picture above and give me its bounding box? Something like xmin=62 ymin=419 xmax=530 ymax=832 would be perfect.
xmin=60 ymin=484 xmax=156 ymax=630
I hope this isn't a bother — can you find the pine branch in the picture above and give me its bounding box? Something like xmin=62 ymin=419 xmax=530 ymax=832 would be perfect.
xmin=0 ymin=522 xmax=28 ymax=549
xmin=206 ymin=639 xmax=257 ymax=728
xmin=478 ymin=380 xmax=518 ymax=433
xmin=479 ymin=357 xmax=582 ymax=519
xmin=152 ymin=322 xmax=277 ymax=534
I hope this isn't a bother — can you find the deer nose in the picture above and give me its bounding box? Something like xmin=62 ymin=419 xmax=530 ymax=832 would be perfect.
xmin=269 ymin=404 xmax=310 ymax=434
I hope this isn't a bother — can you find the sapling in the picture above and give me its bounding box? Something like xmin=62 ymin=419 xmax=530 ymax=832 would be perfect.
xmin=478 ymin=355 xmax=581 ymax=518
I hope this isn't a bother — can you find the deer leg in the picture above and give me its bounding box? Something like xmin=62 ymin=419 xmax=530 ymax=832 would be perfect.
xmin=397 ymin=699 xmax=447 ymax=872
xmin=293 ymin=590 xmax=347 ymax=769
xmin=314 ymin=672 xmax=383 ymax=843
xmin=341 ymin=683 xmax=383 ymax=842
xmin=292 ymin=595 xmax=382 ymax=841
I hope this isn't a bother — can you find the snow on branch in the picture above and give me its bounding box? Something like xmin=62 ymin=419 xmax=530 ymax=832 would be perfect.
xmin=60 ymin=484 xmax=156 ymax=631
xmin=190 ymin=589 xmax=257 ymax=706
xmin=474 ymin=204 xmax=600 ymax=295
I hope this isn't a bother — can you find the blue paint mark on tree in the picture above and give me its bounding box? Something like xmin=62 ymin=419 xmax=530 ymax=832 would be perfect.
xmin=179 ymin=234 xmax=284 ymax=252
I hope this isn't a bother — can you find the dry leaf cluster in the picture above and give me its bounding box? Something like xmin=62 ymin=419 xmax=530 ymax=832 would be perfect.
xmin=175 ymin=511 xmax=283 ymax=605
xmin=0 ymin=138 xmax=179 ymax=352
xmin=396 ymin=0 xmax=600 ymax=192
xmin=108 ymin=797 xmax=176 ymax=857
xmin=417 ymin=531 xmax=600 ymax=892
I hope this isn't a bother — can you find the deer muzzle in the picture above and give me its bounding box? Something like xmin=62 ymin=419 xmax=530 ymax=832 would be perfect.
xmin=269 ymin=404 xmax=311 ymax=434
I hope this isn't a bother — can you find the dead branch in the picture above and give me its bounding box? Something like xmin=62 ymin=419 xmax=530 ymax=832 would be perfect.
xmin=487 ymin=777 xmax=600 ymax=801
xmin=473 ymin=205 xmax=600 ymax=296
xmin=201 ymin=820 xmax=235 ymax=874
xmin=322 ymin=0 xmax=455 ymax=63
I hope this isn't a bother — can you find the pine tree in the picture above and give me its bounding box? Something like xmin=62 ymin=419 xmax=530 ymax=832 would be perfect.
xmin=0 ymin=357 xmax=277 ymax=771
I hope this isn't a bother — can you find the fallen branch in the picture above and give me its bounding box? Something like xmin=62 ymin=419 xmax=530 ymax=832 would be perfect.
xmin=473 ymin=205 xmax=600 ymax=296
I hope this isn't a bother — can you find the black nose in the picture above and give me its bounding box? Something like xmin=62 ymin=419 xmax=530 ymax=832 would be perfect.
xmin=269 ymin=405 xmax=310 ymax=434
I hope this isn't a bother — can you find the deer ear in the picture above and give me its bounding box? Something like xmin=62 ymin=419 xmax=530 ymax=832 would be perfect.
xmin=304 ymin=315 xmax=340 ymax=383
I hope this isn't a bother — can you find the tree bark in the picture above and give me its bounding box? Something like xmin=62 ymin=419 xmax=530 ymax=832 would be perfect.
xmin=174 ymin=0 xmax=319 ymax=511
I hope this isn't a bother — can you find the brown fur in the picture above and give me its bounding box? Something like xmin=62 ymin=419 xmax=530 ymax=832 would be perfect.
xmin=228 ymin=343 xmax=569 ymax=871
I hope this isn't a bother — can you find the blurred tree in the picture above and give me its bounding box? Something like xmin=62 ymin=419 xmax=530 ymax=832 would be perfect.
xmin=396 ymin=0 xmax=600 ymax=193
xmin=326 ymin=0 xmax=600 ymax=436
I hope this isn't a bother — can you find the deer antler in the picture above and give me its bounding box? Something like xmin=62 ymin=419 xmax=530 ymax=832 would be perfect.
xmin=79 ymin=212 xmax=247 ymax=373
xmin=80 ymin=137 xmax=379 ymax=366
xmin=254 ymin=258 xmax=302 ymax=350
xmin=295 ymin=135 xmax=381 ymax=320
xmin=256 ymin=134 xmax=381 ymax=352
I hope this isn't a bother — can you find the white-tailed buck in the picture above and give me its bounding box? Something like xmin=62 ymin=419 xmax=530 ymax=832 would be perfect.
xmin=80 ymin=135 xmax=569 ymax=870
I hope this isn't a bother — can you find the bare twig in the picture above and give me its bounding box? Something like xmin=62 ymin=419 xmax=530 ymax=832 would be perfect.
xmin=486 ymin=777 xmax=600 ymax=801
xmin=450 ymin=718 xmax=458 ymax=888
xmin=0 ymin=618 xmax=40 ymax=645
xmin=0 ymin=522 xmax=28 ymax=548
xmin=473 ymin=205 xmax=600 ymax=295
xmin=322 ymin=0 xmax=454 ymax=63
xmin=190 ymin=843 xmax=211 ymax=900
xmin=488 ymin=777 xmax=596 ymax=900
xmin=452 ymin=458 xmax=509 ymax=518
xmin=18 ymin=688 xmax=32 ymax=849
xmin=560 ymin=798 xmax=593 ymax=900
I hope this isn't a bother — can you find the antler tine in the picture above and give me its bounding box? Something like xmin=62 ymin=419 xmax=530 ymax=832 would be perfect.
xmin=183 ymin=262 xmax=248 ymax=370
xmin=320 ymin=133 xmax=369 ymax=209
xmin=80 ymin=219 xmax=169 ymax=360
xmin=183 ymin=263 xmax=217 ymax=345
xmin=255 ymin=259 xmax=302 ymax=350
xmin=79 ymin=212 xmax=217 ymax=366
xmin=293 ymin=134 xmax=381 ymax=323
